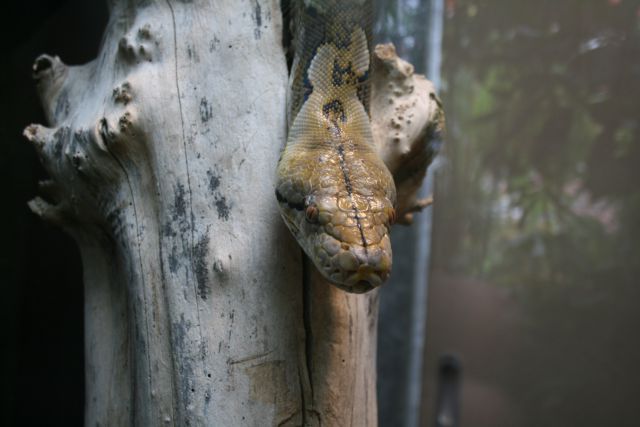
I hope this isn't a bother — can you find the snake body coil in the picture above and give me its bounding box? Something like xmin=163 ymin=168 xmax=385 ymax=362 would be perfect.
xmin=276 ymin=0 xmax=397 ymax=293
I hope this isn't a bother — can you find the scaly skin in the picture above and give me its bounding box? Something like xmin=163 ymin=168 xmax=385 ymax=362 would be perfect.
xmin=276 ymin=0 xmax=396 ymax=293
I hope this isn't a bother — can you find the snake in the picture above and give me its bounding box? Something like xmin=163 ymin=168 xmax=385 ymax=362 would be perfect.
xmin=276 ymin=0 xmax=397 ymax=293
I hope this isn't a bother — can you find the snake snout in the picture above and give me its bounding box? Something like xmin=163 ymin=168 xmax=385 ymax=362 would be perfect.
xmin=317 ymin=230 xmax=392 ymax=293
xmin=330 ymin=243 xmax=391 ymax=293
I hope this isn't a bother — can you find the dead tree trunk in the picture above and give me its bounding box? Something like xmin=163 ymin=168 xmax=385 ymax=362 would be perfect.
xmin=24 ymin=1 xmax=442 ymax=425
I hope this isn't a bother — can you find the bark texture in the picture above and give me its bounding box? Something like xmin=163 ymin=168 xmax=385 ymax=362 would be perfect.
xmin=25 ymin=1 xmax=442 ymax=425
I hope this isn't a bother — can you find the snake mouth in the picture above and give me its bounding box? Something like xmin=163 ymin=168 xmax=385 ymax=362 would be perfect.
xmin=318 ymin=237 xmax=392 ymax=293
xmin=344 ymin=266 xmax=388 ymax=293
xmin=334 ymin=280 xmax=375 ymax=294
xmin=328 ymin=266 xmax=388 ymax=293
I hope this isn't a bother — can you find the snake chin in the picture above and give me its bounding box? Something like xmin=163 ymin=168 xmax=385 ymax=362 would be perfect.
xmin=315 ymin=234 xmax=392 ymax=294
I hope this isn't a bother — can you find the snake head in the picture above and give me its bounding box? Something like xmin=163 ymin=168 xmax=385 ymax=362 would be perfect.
xmin=276 ymin=187 xmax=395 ymax=293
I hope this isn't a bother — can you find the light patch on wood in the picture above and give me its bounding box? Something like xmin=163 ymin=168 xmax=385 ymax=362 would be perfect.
xmin=245 ymin=360 xmax=301 ymax=425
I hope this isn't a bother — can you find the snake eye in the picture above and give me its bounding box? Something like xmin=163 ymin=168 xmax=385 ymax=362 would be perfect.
xmin=305 ymin=204 xmax=319 ymax=223
xmin=387 ymin=207 xmax=397 ymax=226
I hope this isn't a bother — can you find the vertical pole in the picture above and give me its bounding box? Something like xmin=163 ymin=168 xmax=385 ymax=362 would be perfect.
xmin=405 ymin=0 xmax=444 ymax=426
xmin=434 ymin=355 xmax=462 ymax=427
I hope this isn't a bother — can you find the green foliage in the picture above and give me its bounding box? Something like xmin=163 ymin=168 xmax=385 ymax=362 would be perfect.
xmin=438 ymin=0 xmax=640 ymax=285
xmin=435 ymin=1 xmax=640 ymax=425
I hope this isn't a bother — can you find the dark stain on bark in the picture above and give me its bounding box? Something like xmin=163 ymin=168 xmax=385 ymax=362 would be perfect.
xmin=207 ymin=169 xmax=221 ymax=193
xmin=205 ymin=170 xmax=230 ymax=220
xmin=158 ymin=239 xmax=167 ymax=282
xmin=200 ymin=97 xmax=212 ymax=122
xmin=163 ymin=222 xmax=176 ymax=238
xmin=253 ymin=0 xmax=262 ymax=40
xmin=209 ymin=36 xmax=220 ymax=52
xmin=168 ymin=245 xmax=179 ymax=273
xmin=173 ymin=183 xmax=187 ymax=220
xmin=193 ymin=234 xmax=210 ymax=299
xmin=215 ymin=196 xmax=230 ymax=221
xmin=173 ymin=313 xmax=195 ymax=409
xmin=187 ymin=44 xmax=199 ymax=62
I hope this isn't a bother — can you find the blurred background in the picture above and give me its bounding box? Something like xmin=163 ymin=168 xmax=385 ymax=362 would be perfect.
xmin=2 ymin=0 xmax=639 ymax=426
xmin=1 ymin=1 xmax=107 ymax=426
xmin=376 ymin=0 xmax=640 ymax=426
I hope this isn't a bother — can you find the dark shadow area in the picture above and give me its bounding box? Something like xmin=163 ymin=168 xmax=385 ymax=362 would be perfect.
xmin=0 ymin=1 xmax=108 ymax=425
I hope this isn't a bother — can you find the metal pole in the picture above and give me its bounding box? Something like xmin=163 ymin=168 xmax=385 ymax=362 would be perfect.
xmin=405 ymin=0 xmax=444 ymax=426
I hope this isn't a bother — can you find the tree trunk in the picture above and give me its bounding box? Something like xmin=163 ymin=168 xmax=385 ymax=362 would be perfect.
xmin=24 ymin=1 xmax=442 ymax=425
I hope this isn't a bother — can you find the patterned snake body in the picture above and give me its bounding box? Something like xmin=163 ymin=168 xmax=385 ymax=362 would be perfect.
xmin=276 ymin=0 xmax=397 ymax=293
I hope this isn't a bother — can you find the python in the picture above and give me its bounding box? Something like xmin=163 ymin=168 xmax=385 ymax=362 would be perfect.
xmin=276 ymin=0 xmax=397 ymax=293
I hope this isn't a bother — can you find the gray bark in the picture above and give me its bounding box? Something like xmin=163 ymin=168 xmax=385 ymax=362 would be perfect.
xmin=24 ymin=1 xmax=442 ymax=425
